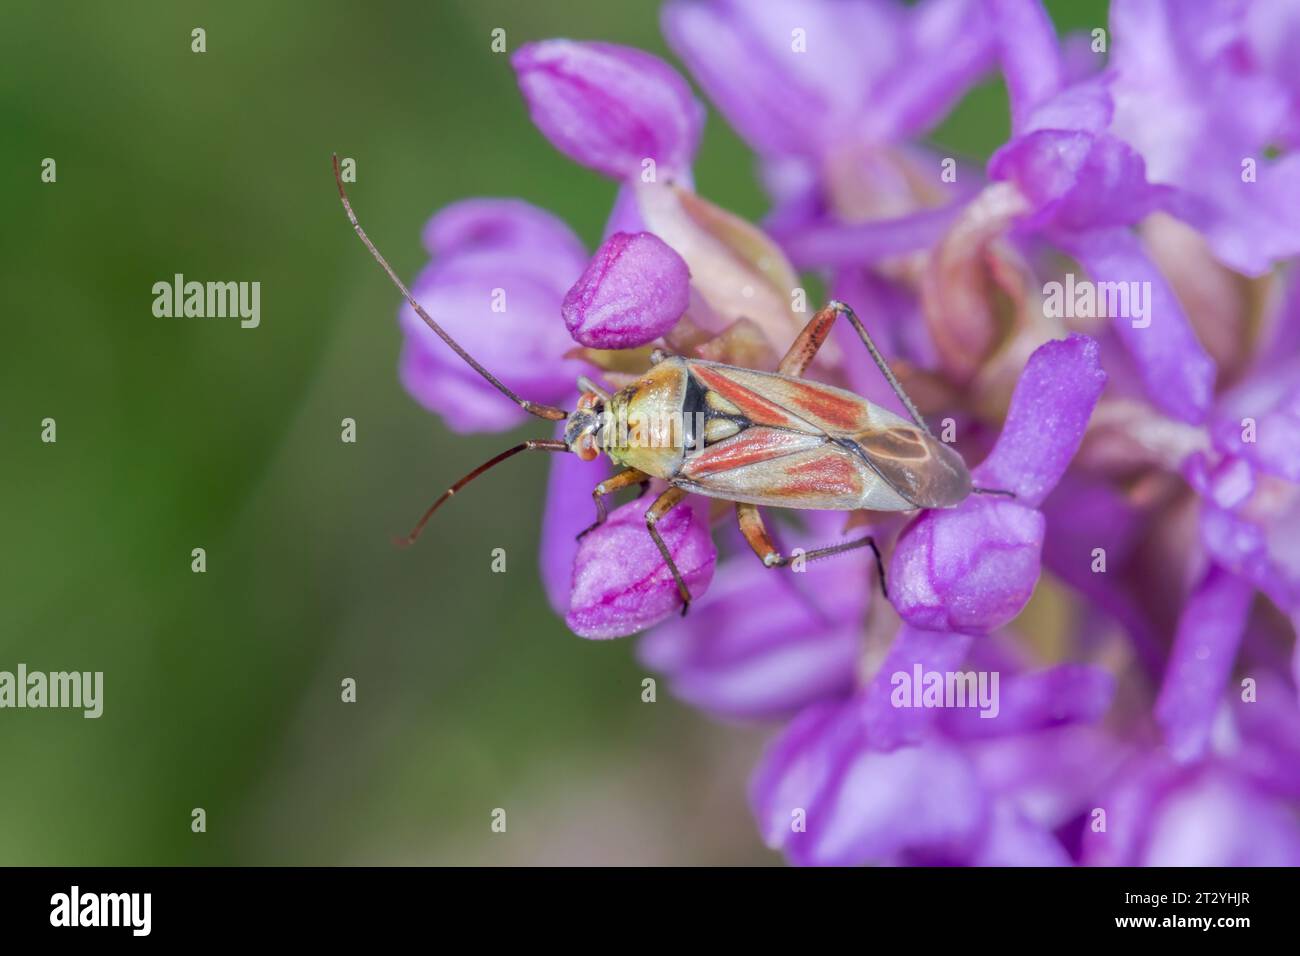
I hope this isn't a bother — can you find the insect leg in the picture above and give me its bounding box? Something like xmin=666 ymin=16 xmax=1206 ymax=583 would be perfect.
xmin=804 ymin=536 xmax=889 ymax=600
xmin=826 ymin=300 xmax=930 ymax=434
xmin=776 ymin=303 xmax=840 ymax=377
xmin=576 ymin=468 xmax=650 ymax=540
xmin=736 ymin=503 xmax=889 ymax=598
xmin=736 ymin=502 xmax=788 ymax=567
xmin=577 ymin=376 xmax=611 ymax=401
xmin=644 ymin=487 xmax=694 ymax=615
xmin=972 ymin=486 xmax=1017 ymax=499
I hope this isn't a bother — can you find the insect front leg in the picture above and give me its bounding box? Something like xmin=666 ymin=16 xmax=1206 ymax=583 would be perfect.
xmin=736 ymin=503 xmax=890 ymax=598
xmin=577 ymin=468 xmax=650 ymax=540
xmin=644 ymin=487 xmax=694 ymax=615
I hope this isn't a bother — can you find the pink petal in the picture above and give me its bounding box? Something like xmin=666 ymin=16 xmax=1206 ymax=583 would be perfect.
xmin=562 ymin=232 xmax=690 ymax=349
xmin=973 ymin=333 xmax=1109 ymax=506
xmin=566 ymin=495 xmax=716 ymax=639
xmin=890 ymin=496 xmax=1046 ymax=636
xmin=512 ymin=40 xmax=703 ymax=180
xmin=1155 ymin=566 xmax=1254 ymax=763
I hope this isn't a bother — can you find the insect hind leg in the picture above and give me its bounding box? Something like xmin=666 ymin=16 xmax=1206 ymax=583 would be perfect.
xmin=736 ymin=503 xmax=889 ymax=598
xmin=823 ymin=300 xmax=933 ymax=437
xmin=776 ymin=303 xmax=840 ymax=377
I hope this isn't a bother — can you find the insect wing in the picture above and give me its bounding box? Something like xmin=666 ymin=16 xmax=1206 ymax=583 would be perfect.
xmin=678 ymin=436 xmax=901 ymax=510
xmin=681 ymin=426 xmax=825 ymax=478
xmin=688 ymin=363 xmax=880 ymax=435
xmin=686 ymin=363 xmax=822 ymax=434
xmin=682 ymin=360 xmax=970 ymax=510
xmin=853 ymin=425 xmax=971 ymax=508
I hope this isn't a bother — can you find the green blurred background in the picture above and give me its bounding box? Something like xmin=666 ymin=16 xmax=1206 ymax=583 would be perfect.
xmin=1 ymin=0 xmax=1100 ymax=864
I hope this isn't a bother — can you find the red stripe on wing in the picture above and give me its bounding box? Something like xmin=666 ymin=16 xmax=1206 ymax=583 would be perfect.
xmin=681 ymin=427 xmax=823 ymax=478
xmin=779 ymin=379 xmax=870 ymax=432
xmin=768 ymin=449 xmax=865 ymax=498
xmin=689 ymin=364 xmax=816 ymax=432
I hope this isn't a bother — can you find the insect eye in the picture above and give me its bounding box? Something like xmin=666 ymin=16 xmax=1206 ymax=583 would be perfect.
xmin=575 ymin=432 xmax=599 ymax=462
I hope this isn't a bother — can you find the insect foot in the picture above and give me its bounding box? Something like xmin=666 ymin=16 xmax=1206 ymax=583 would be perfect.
xmin=644 ymin=496 xmax=694 ymax=614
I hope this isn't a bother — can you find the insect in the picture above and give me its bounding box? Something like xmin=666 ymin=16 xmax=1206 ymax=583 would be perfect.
xmin=334 ymin=155 xmax=1005 ymax=614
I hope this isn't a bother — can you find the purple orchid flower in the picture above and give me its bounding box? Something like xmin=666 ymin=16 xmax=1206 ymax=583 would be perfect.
xmin=1086 ymin=673 xmax=1300 ymax=866
xmin=890 ymin=334 xmax=1107 ymax=634
xmin=511 ymin=39 xmax=821 ymax=631
xmin=512 ymin=40 xmax=704 ymax=183
xmin=1106 ymin=0 xmax=1300 ymax=277
xmin=396 ymin=40 xmax=721 ymax=623
xmin=750 ymin=626 xmax=1118 ymax=866
xmin=514 ymin=39 xmax=706 ymax=237
xmin=388 ymin=1 xmax=1300 ymax=866
xmin=398 ymin=199 xmax=592 ymax=433
xmin=638 ymin=510 xmax=876 ymax=720
xmin=981 ymin=0 xmax=1300 ymax=425
xmin=978 ymin=0 xmax=1219 ymax=425
xmin=568 ymin=495 xmax=716 ymax=639
xmin=1156 ymin=273 xmax=1300 ymax=756
xmin=562 ymin=231 xmax=691 ymax=349
xmin=663 ymin=0 xmax=995 ymax=241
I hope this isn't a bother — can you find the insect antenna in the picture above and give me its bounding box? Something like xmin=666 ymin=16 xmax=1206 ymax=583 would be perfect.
xmin=397 ymin=439 xmax=569 ymax=548
xmin=332 ymin=153 xmax=567 ymax=422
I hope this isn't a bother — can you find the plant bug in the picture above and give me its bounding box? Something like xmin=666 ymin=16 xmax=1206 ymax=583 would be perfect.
xmin=333 ymin=155 xmax=1009 ymax=615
